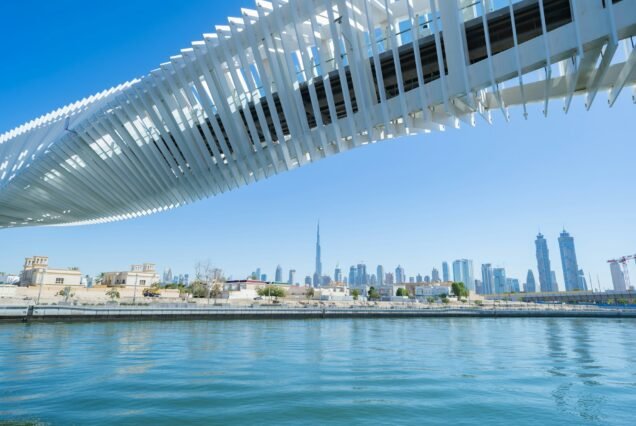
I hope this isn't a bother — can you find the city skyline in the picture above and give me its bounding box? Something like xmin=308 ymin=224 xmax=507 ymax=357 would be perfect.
xmin=0 ymin=0 xmax=634 ymax=290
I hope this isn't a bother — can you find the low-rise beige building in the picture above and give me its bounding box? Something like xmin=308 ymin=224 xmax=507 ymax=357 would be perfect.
xmin=20 ymin=256 xmax=83 ymax=287
xmin=102 ymin=263 xmax=159 ymax=288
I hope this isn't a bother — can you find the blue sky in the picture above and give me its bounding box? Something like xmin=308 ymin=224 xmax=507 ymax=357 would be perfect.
xmin=1 ymin=1 xmax=635 ymax=288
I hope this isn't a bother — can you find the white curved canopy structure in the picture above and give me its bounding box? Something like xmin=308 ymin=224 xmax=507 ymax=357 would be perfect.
xmin=1 ymin=0 xmax=635 ymax=228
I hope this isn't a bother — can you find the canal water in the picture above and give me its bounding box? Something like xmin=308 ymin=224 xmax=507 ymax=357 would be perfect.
xmin=1 ymin=318 xmax=634 ymax=425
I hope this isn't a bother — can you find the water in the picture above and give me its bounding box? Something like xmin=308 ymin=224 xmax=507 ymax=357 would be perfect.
xmin=0 ymin=318 xmax=635 ymax=425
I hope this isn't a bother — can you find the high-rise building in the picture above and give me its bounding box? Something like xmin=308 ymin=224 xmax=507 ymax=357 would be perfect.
xmin=610 ymin=262 xmax=627 ymax=291
xmin=370 ymin=274 xmax=377 ymax=285
xmin=442 ymin=262 xmax=449 ymax=282
xmin=525 ymin=270 xmax=536 ymax=293
xmin=535 ymin=233 xmax=556 ymax=292
xmin=288 ymin=269 xmax=296 ymax=285
xmin=349 ymin=266 xmax=357 ymax=287
xmin=416 ymin=273 xmax=423 ymax=282
xmin=481 ymin=264 xmax=494 ymax=295
xmin=275 ymin=265 xmax=283 ymax=282
xmin=356 ymin=264 xmax=368 ymax=286
xmin=507 ymin=278 xmax=520 ymax=293
xmin=385 ymin=272 xmax=394 ymax=285
xmin=431 ymin=268 xmax=440 ymax=282
xmin=577 ymin=269 xmax=587 ymax=291
xmin=314 ymin=222 xmax=322 ymax=287
xmin=493 ymin=268 xmax=507 ymax=294
xmin=551 ymin=271 xmax=559 ymax=292
xmin=261 ymin=274 xmax=268 ymax=281
xmin=558 ymin=230 xmax=585 ymax=291
xmin=334 ymin=265 xmax=342 ymax=283
xmin=452 ymin=259 xmax=475 ymax=291
xmin=424 ymin=275 xmax=431 ymax=283
xmin=304 ymin=275 xmax=312 ymax=286
xmin=475 ymin=279 xmax=483 ymax=294
xmin=395 ymin=265 xmax=405 ymax=284
xmin=377 ymin=265 xmax=384 ymax=286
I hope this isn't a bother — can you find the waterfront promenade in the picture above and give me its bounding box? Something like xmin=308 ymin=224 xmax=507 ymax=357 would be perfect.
xmin=2 ymin=304 xmax=635 ymax=322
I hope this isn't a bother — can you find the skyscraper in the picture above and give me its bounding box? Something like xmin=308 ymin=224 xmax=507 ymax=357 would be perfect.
xmin=577 ymin=269 xmax=587 ymax=291
xmin=481 ymin=263 xmax=494 ymax=294
xmin=535 ymin=233 xmax=556 ymax=292
xmin=377 ymin=265 xmax=384 ymax=286
xmin=314 ymin=222 xmax=322 ymax=287
xmin=385 ymin=272 xmax=394 ymax=285
xmin=349 ymin=266 xmax=357 ymax=287
xmin=610 ymin=262 xmax=627 ymax=291
xmin=525 ymin=270 xmax=536 ymax=293
xmin=288 ymin=269 xmax=296 ymax=285
xmin=551 ymin=271 xmax=559 ymax=292
xmin=442 ymin=262 xmax=449 ymax=282
xmin=558 ymin=230 xmax=585 ymax=291
xmin=493 ymin=268 xmax=507 ymax=294
xmin=395 ymin=265 xmax=405 ymax=284
xmin=431 ymin=268 xmax=440 ymax=282
xmin=507 ymin=278 xmax=520 ymax=293
xmin=275 ymin=265 xmax=283 ymax=282
xmin=452 ymin=259 xmax=475 ymax=291
xmin=334 ymin=265 xmax=342 ymax=283
xmin=356 ymin=264 xmax=368 ymax=286
xmin=416 ymin=273 xmax=423 ymax=283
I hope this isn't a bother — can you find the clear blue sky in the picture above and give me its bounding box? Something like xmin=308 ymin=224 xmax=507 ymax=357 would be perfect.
xmin=1 ymin=1 xmax=635 ymax=288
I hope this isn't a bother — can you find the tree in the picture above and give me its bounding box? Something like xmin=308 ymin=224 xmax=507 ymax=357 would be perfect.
xmin=426 ymin=297 xmax=435 ymax=304
xmin=56 ymin=286 xmax=75 ymax=303
xmin=351 ymin=289 xmax=360 ymax=301
xmin=305 ymin=287 xmax=315 ymax=300
xmin=106 ymin=288 xmax=120 ymax=301
xmin=396 ymin=288 xmax=409 ymax=297
xmin=257 ymin=285 xmax=286 ymax=299
xmin=367 ymin=286 xmax=380 ymax=300
xmin=194 ymin=261 xmax=225 ymax=303
xmin=451 ymin=282 xmax=469 ymax=300
xmin=210 ymin=281 xmax=223 ymax=305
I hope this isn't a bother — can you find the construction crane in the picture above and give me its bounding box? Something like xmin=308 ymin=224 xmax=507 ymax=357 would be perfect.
xmin=607 ymin=255 xmax=636 ymax=289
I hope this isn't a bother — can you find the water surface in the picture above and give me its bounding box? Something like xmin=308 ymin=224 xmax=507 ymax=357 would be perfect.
xmin=1 ymin=318 xmax=634 ymax=425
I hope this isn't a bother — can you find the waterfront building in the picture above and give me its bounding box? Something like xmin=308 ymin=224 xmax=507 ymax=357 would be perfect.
xmin=551 ymin=271 xmax=559 ymax=292
xmin=19 ymin=256 xmax=83 ymax=287
xmin=395 ymin=266 xmax=406 ymax=284
xmin=481 ymin=264 xmax=494 ymax=295
xmin=442 ymin=262 xmax=450 ymax=282
xmin=558 ymin=230 xmax=585 ymax=291
xmin=377 ymin=265 xmax=384 ymax=286
xmin=493 ymin=268 xmax=507 ymax=294
xmin=314 ymin=222 xmax=322 ymax=287
xmin=431 ymin=268 xmax=440 ymax=282
xmin=415 ymin=285 xmax=451 ymax=298
xmin=275 ymin=265 xmax=283 ymax=283
xmin=535 ymin=233 xmax=557 ymax=292
xmin=452 ymin=259 xmax=475 ymax=291
xmin=525 ymin=270 xmax=537 ymax=293
xmin=102 ymin=263 xmax=159 ymax=288
xmin=610 ymin=262 xmax=627 ymax=291
xmin=385 ymin=272 xmax=394 ymax=285
xmin=288 ymin=269 xmax=296 ymax=285
xmin=0 ymin=273 xmax=19 ymax=285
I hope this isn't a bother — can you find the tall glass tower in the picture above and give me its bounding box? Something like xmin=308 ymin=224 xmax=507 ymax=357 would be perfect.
xmin=452 ymin=259 xmax=475 ymax=291
xmin=535 ymin=233 xmax=556 ymax=292
xmin=525 ymin=270 xmax=536 ymax=293
xmin=377 ymin=265 xmax=384 ymax=286
xmin=314 ymin=222 xmax=322 ymax=287
xmin=442 ymin=262 xmax=450 ymax=282
xmin=558 ymin=230 xmax=585 ymax=291
xmin=481 ymin=264 xmax=494 ymax=294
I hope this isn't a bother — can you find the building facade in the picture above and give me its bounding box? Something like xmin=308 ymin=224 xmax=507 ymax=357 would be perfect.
xmin=452 ymin=259 xmax=474 ymax=291
xmin=558 ymin=230 xmax=585 ymax=291
xmin=20 ymin=256 xmax=83 ymax=287
xmin=102 ymin=263 xmax=159 ymax=287
xmin=481 ymin=264 xmax=494 ymax=295
xmin=610 ymin=262 xmax=627 ymax=291
xmin=525 ymin=270 xmax=537 ymax=293
xmin=535 ymin=233 xmax=557 ymax=292
xmin=493 ymin=268 xmax=507 ymax=294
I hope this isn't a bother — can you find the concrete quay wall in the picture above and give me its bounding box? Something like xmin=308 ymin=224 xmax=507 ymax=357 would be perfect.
xmin=1 ymin=305 xmax=636 ymax=322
